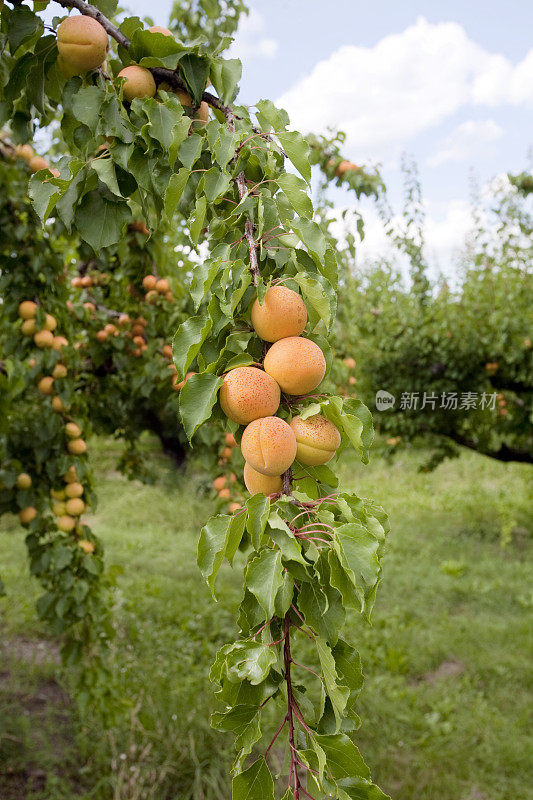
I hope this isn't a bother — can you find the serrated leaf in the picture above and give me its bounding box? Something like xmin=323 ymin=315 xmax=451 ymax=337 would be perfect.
xmin=232 ymin=758 xmax=274 ymax=800
xmin=313 ymin=733 xmax=370 ymax=781
xmin=74 ymin=191 xmax=130 ymax=251
xmin=276 ymin=173 xmax=313 ymax=219
xmin=293 ymin=272 xmax=336 ymax=331
xmin=198 ymin=512 xmax=245 ymax=595
xmin=277 ymin=130 xmax=311 ymax=184
xmin=245 ymin=494 xmax=270 ymax=549
xmin=190 ymin=194 xmax=207 ymax=243
xmin=172 ymin=314 xmax=212 ymax=380
xmin=178 ymin=133 xmax=203 ymax=169
xmin=164 ymin=167 xmax=190 ymax=218
xmin=91 ymin=158 xmax=122 ymax=197
xmin=211 ymin=58 xmax=242 ymax=105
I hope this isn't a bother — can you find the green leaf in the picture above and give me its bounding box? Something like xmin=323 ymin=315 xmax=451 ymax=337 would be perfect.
xmin=313 ymin=733 xmax=370 ymax=781
xmin=168 ymin=116 xmax=192 ymax=167
xmin=203 ymin=167 xmax=232 ymax=203
xmin=74 ymin=191 xmax=130 ymax=251
xmin=232 ymin=758 xmax=274 ymax=800
xmin=7 ymin=5 xmax=43 ymax=53
xmin=245 ymin=548 xmax=284 ymax=619
xmin=276 ymin=173 xmax=313 ymax=219
xmin=211 ymin=58 xmax=242 ymax=104
xmin=256 ymin=99 xmax=289 ymax=132
xmin=245 ymin=495 xmax=270 ymax=549
xmin=164 ymin=168 xmax=190 ymax=218
xmin=179 ymin=372 xmax=223 ymax=441
xmin=140 ymin=96 xmax=183 ymax=150
xmin=277 ymin=130 xmax=311 ymax=184
xmin=172 ymin=314 xmax=212 ymax=380
xmin=299 ymin=579 xmax=344 ymax=645
xmin=213 ymin=128 xmax=239 ymax=167
xmin=71 ymin=86 xmax=106 ymax=135
xmin=198 ymin=512 xmax=245 ymax=595
xmin=91 ymin=158 xmax=122 ymax=197
xmin=212 ymin=704 xmax=262 ymax=765
xmin=190 ymin=194 xmax=207 ymax=243
xmin=180 ymin=53 xmax=210 ymax=103
xmin=315 ymin=638 xmax=350 ymax=725
xmin=178 ymin=133 xmax=203 ymax=170
xmin=293 ymin=272 xmax=336 ymax=331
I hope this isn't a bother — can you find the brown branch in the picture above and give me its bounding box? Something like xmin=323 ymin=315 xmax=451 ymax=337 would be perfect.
xmin=282 ymin=466 xmax=293 ymax=496
xmin=236 ymin=171 xmax=260 ymax=287
xmin=58 ymin=0 xmax=130 ymax=47
xmin=283 ymin=613 xmax=302 ymax=798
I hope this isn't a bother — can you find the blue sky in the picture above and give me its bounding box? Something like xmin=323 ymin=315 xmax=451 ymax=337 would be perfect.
xmin=46 ymin=0 xmax=533 ymax=273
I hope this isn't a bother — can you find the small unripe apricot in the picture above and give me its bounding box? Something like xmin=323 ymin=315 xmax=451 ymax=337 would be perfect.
xmin=343 ymin=357 xmax=356 ymax=370
xmin=195 ymin=101 xmax=209 ymax=124
xmin=29 ymin=156 xmax=49 ymax=173
xmin=16 ymin=144 xmax=34 ymax=162
xmin=78 ymin=539 xmax=95 ymax=554
xmin=19 ymin=506 xmax=37 ymax=525
xmin=28 ymin=358 xmax=37 ymax=368
xmin=142 ymin=275 xmax=157 ymax=291
xmin=18 ymin=301 xmax=37 ymax=319
xmin=118 ymin=66 xmax=156 ymax=101
xmin=65 ymin=497 xmax=85 ymax=516
xmin=149 ymin=25 xmax=172 ymax=35
xmin=65 ymin=422 xmax=82 ymax=439
xmin=228 ymin=502 xmax=242 ymax=513
xmin=57 ymin=15 xmax=108 ymax=73
xmin=52 ymin=396 xmax=65 ymax=413
xmin=38 ymin=376 xmax=54 ymax=396
xmin=155 ymin=278 xmax=170 ymax=294
xmin=133 ymin=335 xmax=145 ymax=347
xmin=251 ymin=286 xmax=307 ymax=342
xmin=243 ymin=463 xmax=282 ymax=496
xmin=65 ymin=482 xmax=84 ymax=499
xmin=241 ymin=416 xmax=297 ymax=476
xmin=52 ymin=363 xmax=68 ymax=379
xmin=43 ymin=313 xmax=57 ymax=331
xmin=118 ymin=313 xmax=130 ymax=327
xmin=16 ymin=473 xmax=32 ymax=490
xmin=57 ymin=515 xmax=76 ymax=532
xmin=21 ymin=318 xmax=37 ymax=336
xmin=67 ymin=438 xmax=87 ymax=455
xmin=225 ymin=432 xmax=237 ymax=448
xmin=213 ymin=476 xmax=226 ymax=491
xmin=64 ymin=466 xmax=78 ymax=484
xmin=264 ymin=337 xmax=326 ymax=395
xmin=218 ymin=488 xmax=231 ymax=500
xmin=34 ymin=329 xmax=55 ymax=348
xmin=290 ymin=414 xmax=341 ymax=466
xmin=53 ymin=502 xmax=67 ymax=516
xmin=51 ymin=488 xmax=66 ymax=500
xmin=176 ymin=89 xmax=192 ymax=107
xmin=164 ymin=291 xmax=174 ymax=303
xmin=52 ymin=336 xmax=69 ymax=351
xmin=219 ymin=366 xmax=280 ymax=425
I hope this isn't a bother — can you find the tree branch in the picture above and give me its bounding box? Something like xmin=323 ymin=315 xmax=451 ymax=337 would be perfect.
xmin=59 ymin=0 xmax=130 ymax=47
xmin=236 ymin=171 xmax=260 ymax=287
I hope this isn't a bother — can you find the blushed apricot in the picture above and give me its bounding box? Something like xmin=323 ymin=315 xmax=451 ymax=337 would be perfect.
xmin=251 ymin=286 xmax=307 ymax=342
xmin=213 ymin=476 xmax=226 ymax=491
xmin=21 ymin=319 xmax=37 ymax=336
xmin=149 ymin=25 xmax=172 ymax=35
xmin=57 ymin=515 xmax=76 ymax=532
xmin=218 ymin=488 xmax=231 ymax=500
xmin=52 ymin=336 xmax=69 ymax=351
xmin=155 ymin=278 xmax=170 ymax=294
xmin=67 ymin=438 xmax=87 ymax=455
xmin=38 ymin=376 xmax=54 ymax=396
xmin=142 ymin=274 xmax=157 ymax=291
xmin=78 ymin=539 xmax=95 ymax=553
xmin=57 ymin=15 xmax=108 ymax=73
xmin=16 ymin=473 xmax=32 ymax=490
xmin=52 ymin=396 xmax=65 ymax=413
xmin=343 ymin=357 xmax=356 ymax=370
xmin=263 ymin=337 xmax=326 ymax=395
xmin=228 ymin=502 xmax=242 ymax=513
xmin=219 ymin=366 xmax=280 ymax=425
xmin=243 ymin=463 xmax=282 ymax=496
xmin=29 ymin=156 xmax=49 ymax=173
xmin=290 ymin=414 xmax=341 ymax=466
xmin=64 ymin=466 xmax=78 ymax=484
xmin=118 ymin=66 xmax=156 ymax=101
xmin=240 ymin=416 xmax=297 ymax=476
xmin=52 ymin=363 xmax=68 ymax=379
xmin=44 ymin=313 xmax=57 ymax=331
xmin=65 ymin=482 xmax=84 ymax=499
xmin=225 ymin=432 xmax=237 ymax=447
xmin=65 ymin=497 xmax=85 ymax=516
xmin=34 ymin=329 xmax=54 ymax=348
xmin=65 ymin=422 xmax=82 ymax=439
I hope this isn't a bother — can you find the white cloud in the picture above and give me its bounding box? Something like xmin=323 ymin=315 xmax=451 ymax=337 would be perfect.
xmin=276 ymin=17 xmax=533 ymax=159
xmin=227 ymin=9 xmax=278 ymax=61
xmin=427 ymin=119 xmax=503 ymax=167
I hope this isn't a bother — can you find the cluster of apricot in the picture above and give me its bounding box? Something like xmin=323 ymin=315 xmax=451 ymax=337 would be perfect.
xmin=141 ymin=274 xmax=175 ymax=305
xmin=328 ymin=158 xmax=360 ymax=178
xmin=49 ymin=458 xmax=88 ymax=534
xmin=71 ymin=272 xmax=109 ymax=289
xmin=497 ymin=393 xmax=508 ymax=417
xmin=218 ymin=286 xmax=341 ymax=496
xmin=18 ymin=301 xmax=67 ymax=353
xmin=55 ymin=15 xmax=209 ymax=121
xmin=212 ymin=433 xmax=243 ymax=512
xmin=13 ymin=142 xmax=59 ymax=176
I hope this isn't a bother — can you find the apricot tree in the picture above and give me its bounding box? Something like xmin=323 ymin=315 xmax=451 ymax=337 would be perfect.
xmin=1 ymin=0 xmax=390 ymax=795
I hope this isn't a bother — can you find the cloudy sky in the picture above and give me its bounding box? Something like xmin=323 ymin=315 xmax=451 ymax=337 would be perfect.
xmin=47 ymin=0 xmax=533 ymax=274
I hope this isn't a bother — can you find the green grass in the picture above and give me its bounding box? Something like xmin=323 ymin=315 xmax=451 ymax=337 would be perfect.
xmin=0 ymin=436 xmax=532 ymax=800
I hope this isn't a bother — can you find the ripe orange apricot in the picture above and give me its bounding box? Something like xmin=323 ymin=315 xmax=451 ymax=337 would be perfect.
xmin=16 ymin=473 xmax=32 ymax=489
xmin=57 ymin=515 xmax=76 ymax=532
xmin=65 ymin=482 xmax=84 ymax=499
xmin=263 ymin=337 xmax=326 ymax=395
xmin=243 ymin=463 xmax=282 ymax=496
xmin=29 ymin=156 xmax=49 ymax=173
xmin=228 ymin=502 xmax=242 ymax=513
xmin=241 ymin=416 xmax=297 ymax=476
xmin=219 ymin=366 xmax=280 ymax=425
xmin=16 ymin=144 xmax=34 ymax=162
xmin=65 ymin=497 xmax=85 ymax=516
xmin=64 ymin=466 xmax=78 ymax=484
xmin=290 ymin=414 xmax=341 ymax=466
xmin=149 ymin=25 xmax=172 ymax=35
xmin=96 ymin=330 xmax=108 ymax=343
xmin=18 ymin=300 xmax=37 ymax=319
xmin=78 ymin=539 xmax=95 ymax=553
xmin=57 ymin=15 xmax=108 ymax=72
xmin=213 ymin=476 xmax=226 ymax=491
xmin=44 ymin=314 xmax=57 ymax=331
xmin=52 ymin=396 xmax=65 ymax=413
xmin=67 ymin=438 xmax=87 ymax=455
xmin=142 ymin=274 xmax=157 ymax=291
xmin=38 ymin=376 xmax=54 ymax=396
xmin=343 ymin=357 xmax=356 ymax=370
xmin=19 ymin=506 xmax=37 ymax=525
xmin=21 ymin=319 xmax=37 ymax=336
xmin=118 ymin=66 xmax=156 ymax=101
xmin=155 ymin=278 xmax=170 ymax=294
xmin=251 ymin=286 xmax=307 ymax=342
xmin=34 ymin=329 xmax=55 ymax=348
xmin=52 ymin=336 xmax=69 ymax=351
xmin=225 ymin=432 xmax=237 ymax=447
xmin=218 ymin=488 xmax=231 ymax=500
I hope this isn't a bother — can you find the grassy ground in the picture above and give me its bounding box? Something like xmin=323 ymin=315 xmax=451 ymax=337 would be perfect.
xmin=0 ymin=437 xmax=532 ymax=800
